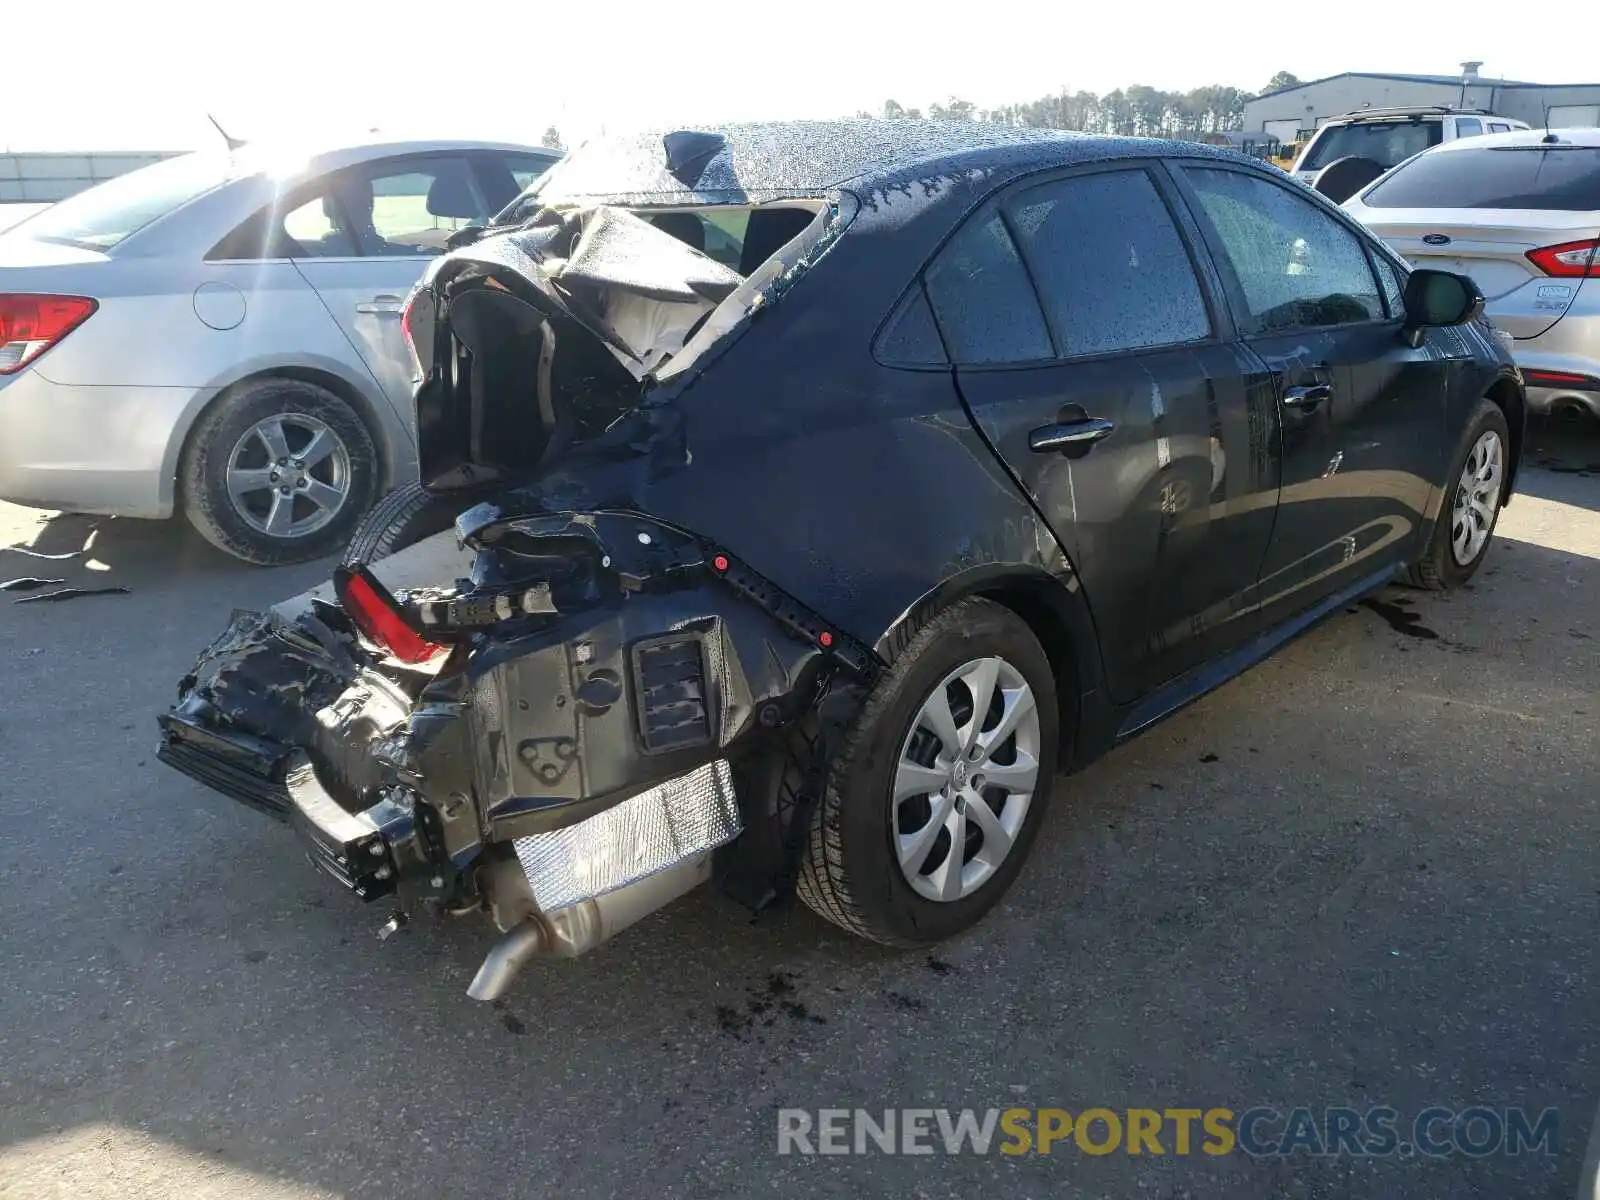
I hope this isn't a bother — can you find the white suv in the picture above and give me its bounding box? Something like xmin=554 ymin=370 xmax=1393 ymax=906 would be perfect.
xmin=1292 ymin=108 xmax=1529 ymax=200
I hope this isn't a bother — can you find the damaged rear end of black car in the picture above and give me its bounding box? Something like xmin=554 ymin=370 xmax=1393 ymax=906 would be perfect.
xmin=160 ymin=125 xmax=976 ymax=999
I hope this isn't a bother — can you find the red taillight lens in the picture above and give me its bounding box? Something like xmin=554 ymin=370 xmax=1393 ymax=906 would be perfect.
xmin=400 ymin=296 xmax=419 ymax=374
xmin=1526 ymin=239 xmax=1600 ymax=278
xmin=0 ymin=294 xmax=97 ymax=375
xmin=335 ymin=567 xmax=446 ymax=665
xmin=1523 ymin=368 xmax=1600 ymax=392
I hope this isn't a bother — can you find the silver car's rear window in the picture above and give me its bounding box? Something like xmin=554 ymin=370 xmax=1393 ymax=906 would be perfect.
xmin=15 ymin=153 xmax=236 ymax=250
xmin=1363 ymin=145 xmax=1600 ymax=210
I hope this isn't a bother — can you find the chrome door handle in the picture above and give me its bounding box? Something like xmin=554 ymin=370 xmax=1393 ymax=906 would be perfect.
xmin=1283 ymin=383 xmax=1332 ymax=409
xmin=356 ymin=294 xmax=405 ymax=315
xmin=1028 ymin=418 xmax=1116 ymax=453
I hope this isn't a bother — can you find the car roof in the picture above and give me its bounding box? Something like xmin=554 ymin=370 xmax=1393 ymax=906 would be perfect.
xmin=1422 ymin=127 xmax=1600 ymax=154
xmin=236 ymin=137 xmax=556 ymax=177
xmin=1323 ymin=107 xmax=1506 ymax=123
xmin=527 ymin=119 xmax=1252 ymax=206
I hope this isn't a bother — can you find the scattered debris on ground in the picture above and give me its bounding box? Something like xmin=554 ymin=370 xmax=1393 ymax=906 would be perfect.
xmin=13 ymin=585 xmax=130 ymax=605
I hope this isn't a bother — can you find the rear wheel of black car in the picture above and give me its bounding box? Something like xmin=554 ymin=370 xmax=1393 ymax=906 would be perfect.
xmin=1407 ymin=397 xmax=1510 ymax=590
xmin=182 ymin=377 xmax=378 ymax=566
xmin=343 ymin=479 xmax=476 ymax=566
xmin=796 ymin=597 xmax=1058 ymax=946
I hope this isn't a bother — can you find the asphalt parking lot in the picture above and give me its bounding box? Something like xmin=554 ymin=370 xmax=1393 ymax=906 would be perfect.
xmin=1 ymin=421 xmax=1596 ymax=1199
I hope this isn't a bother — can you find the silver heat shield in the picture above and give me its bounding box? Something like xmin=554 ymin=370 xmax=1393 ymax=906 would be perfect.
xmin=512 ymin=760 xmax=740 ymax=910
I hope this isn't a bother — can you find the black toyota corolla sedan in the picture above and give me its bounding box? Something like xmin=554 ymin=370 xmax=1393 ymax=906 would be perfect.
xmin=159 ymin=121 xmax=1524 ymax=999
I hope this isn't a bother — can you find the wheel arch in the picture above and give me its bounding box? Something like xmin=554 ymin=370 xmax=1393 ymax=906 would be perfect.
xmin=162 ymin=358 xmax=412 ymax=514
xmin=1484 ymin=370 xmax=1526 ymax=503
xmin=873 ymin=564 xmax=1107 ymax=772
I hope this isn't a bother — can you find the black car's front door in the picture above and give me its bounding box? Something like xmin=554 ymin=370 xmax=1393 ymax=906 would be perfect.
xmin=1172 ymin=163 xmax=1448 ymax=624
xmin=925 ymin=166 xmax=1283 ymax=703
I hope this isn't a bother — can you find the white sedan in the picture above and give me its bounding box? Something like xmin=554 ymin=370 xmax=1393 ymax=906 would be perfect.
xmin=1344 ymin=128 xmax=1600 ymax=425
xmin=0 ymin=138 xmax=559 ymax=563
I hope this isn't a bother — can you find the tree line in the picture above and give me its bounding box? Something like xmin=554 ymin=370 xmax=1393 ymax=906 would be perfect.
xmin=859 ymin=72 xmax=1301 ymax=138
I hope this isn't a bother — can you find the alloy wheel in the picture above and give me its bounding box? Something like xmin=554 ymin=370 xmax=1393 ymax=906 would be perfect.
xmin=226 ymin=414 xmax=352 ymax=540
xmin=1450 ymin=430 xmax=1502 ymax=566
xmin=892 ymin=656 xmax=1042 ymax=903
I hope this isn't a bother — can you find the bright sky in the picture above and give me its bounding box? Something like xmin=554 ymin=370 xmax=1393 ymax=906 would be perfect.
xmin=5 ymin=0 xmax=1593 ymax=153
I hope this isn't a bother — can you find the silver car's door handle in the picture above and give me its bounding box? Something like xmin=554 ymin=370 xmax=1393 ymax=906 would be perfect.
xmin=1282 ymin=383 xmax=1333 ymax=409
xmin=1028 ymin=418 xmax=1116 ymax=453
xmin=356 ymin=294 xmax=406 ymax=315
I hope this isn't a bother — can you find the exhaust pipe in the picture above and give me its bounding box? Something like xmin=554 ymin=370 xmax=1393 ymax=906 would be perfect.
xmin=466 ymin=853 xmax=712 ymax=1001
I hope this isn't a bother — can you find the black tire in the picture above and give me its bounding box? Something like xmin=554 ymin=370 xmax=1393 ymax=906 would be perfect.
xmin=1407 ymin=397 xmax=1511 ymax=590
xmin=181 ymin=378 xmax=378 ymax=566
xmin=1311 ymin=156 xmax=1386 ymax=203
xmin=795 ymin=597 xmax=1059 ymax=946
xmin=343 ymin=479 xmax=473 ymax=567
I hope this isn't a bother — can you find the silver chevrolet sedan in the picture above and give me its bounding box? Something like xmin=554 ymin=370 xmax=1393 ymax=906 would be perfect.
xmin=0 ymin=138 xmax=559 ymax=563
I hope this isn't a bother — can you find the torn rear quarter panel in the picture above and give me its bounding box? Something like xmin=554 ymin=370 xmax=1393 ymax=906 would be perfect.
xmin=412 ymin=200 xmax=833 ymax=490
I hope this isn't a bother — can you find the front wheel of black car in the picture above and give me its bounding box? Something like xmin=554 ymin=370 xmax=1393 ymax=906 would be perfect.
xmin=796 ymin=597 xmax=1058 ymax=946
xmin=1408 ymin=398 xmax=1511 ymax=590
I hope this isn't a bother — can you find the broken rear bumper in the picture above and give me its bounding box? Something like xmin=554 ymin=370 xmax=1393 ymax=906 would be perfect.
xmin=157 ymin=510 xmax=879 ymax=984
xmin=158 ymin=705 xmax=291 ymax=819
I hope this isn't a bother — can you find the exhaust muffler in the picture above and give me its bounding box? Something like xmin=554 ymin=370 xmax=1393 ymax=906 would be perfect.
xmin=467 ymin=853 xmax=711 ymax=1001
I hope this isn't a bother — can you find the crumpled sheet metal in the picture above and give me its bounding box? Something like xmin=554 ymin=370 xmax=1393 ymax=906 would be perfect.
xmin=179 ymin=609 xmax=355 ymax=748
xmin=513 ymin=759 xmax=739 ymax=911
xmin=458 ymin=206 xmax=742 ymax=380
xmin=561 ymin=207 xmax=743 ymax=305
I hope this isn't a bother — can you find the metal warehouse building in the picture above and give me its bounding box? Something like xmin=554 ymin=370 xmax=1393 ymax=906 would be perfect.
xmin=0 ymin=151 xmax=179 ymax=204
xmin=1243 ymin=65 xmax=1600 ymax=144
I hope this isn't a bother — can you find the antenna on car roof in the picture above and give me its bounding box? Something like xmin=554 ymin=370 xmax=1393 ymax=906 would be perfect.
xmin=1539 ymin=103 xmax=1559 ymax=143
xmin=206 ymin=114 xmax=246 ymax=152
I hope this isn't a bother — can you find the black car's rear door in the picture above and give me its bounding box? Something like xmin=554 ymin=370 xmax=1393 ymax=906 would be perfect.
xmin=1169 ymin=162 xmax=1447 ymax=624
xmin=926 ymin=164 xmax=1283 ymax=703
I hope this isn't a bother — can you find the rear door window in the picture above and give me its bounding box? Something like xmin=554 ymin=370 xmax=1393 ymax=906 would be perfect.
xmin=1003 ymin=169 xmax=1211 ymax=357
xmin=1182 ymin=166 xmax=1383 ymax=334
xmin=1488 ymin=122 xmax=1511 ymax=134
xmin=346 ymin=158 xmax=486 ymax=255
xmin=1455 ymin=118 xmax=1484 ymax=138
xmin=924 ymin=207 xmax=1052 ymax=363
xmin=1361 ymin=145 xmax=1600 ymax=210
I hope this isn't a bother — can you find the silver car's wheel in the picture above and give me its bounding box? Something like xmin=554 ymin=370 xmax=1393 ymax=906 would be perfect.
xmin=181 ymin=377 xmax=378 ymax=566
xmin=1449 ymin=429 xmax=1502 ymax=566
xmin=226 ymin=414 xmax=352 ymax=539
xmin=894 ymin=657 xmax=1041 ymax=902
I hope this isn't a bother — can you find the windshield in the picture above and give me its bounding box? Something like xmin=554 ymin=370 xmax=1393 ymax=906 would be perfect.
xmin=1301 ymin=120 xmax=1443 ymax=172
xmin=13 ymin=152 xmax=238 ymax=250
xmin=1362 ymin=144 xmax=1600 ymax=210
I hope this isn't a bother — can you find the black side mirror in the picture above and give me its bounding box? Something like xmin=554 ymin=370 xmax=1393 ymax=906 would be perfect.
xmin=1403 ymin=269 xmax=1485 ymax=330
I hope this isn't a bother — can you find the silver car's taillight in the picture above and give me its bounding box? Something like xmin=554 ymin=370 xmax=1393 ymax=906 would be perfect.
xmin=0 ymin=294 xmax=97 ymax=375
